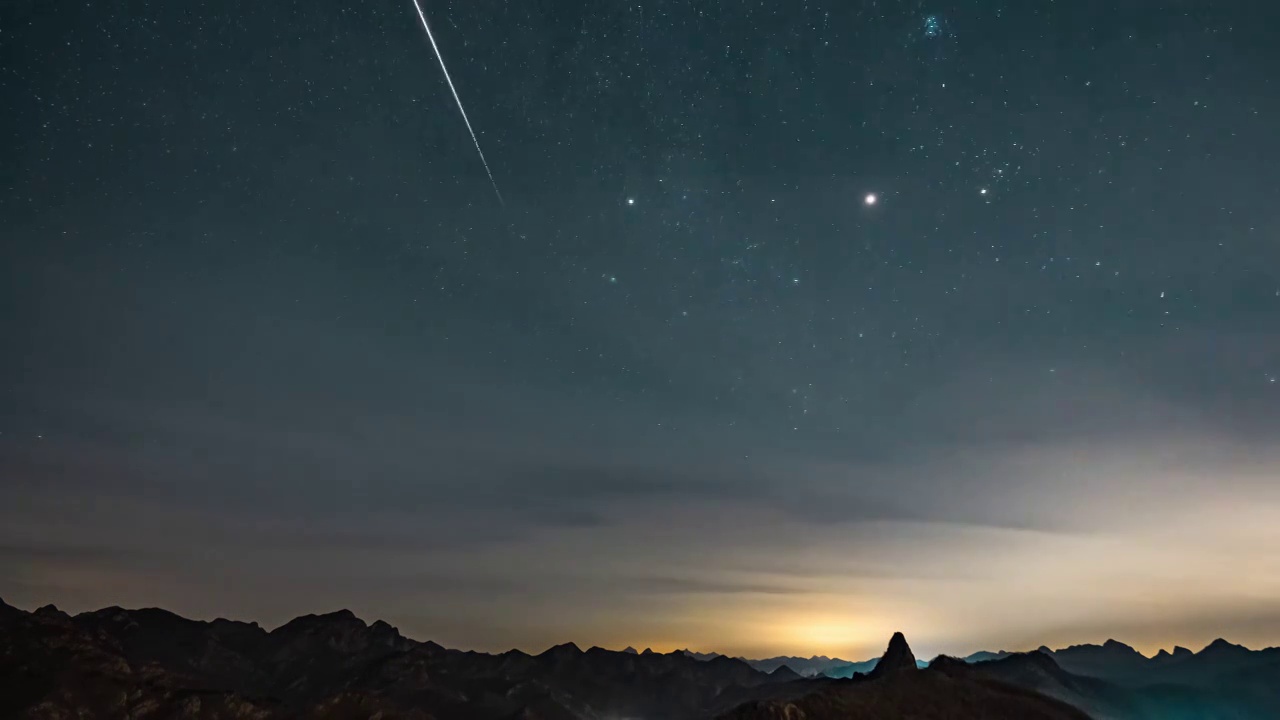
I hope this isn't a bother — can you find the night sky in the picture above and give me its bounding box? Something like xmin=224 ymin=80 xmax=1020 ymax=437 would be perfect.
xmin=3 ymin=0 xmax=1280 ymax=661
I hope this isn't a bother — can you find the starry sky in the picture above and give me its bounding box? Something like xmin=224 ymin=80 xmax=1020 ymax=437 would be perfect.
xmin=3 ymin=0 xmax=1280 ymax=661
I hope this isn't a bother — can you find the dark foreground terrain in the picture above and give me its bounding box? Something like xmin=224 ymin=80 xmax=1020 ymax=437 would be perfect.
xmin=1 ymin=598 xmax=1276 ymax=719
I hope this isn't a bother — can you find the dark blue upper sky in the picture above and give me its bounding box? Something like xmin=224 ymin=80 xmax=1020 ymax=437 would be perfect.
xmin=2 ymin=0 xmax=1279 ymax=659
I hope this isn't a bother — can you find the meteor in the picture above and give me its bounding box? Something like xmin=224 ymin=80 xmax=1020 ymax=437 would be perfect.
xmin=409 ymin=0 xmax=505 ymax=207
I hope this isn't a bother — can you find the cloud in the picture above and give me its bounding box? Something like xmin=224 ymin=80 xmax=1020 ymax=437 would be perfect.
xmin=4 ymin=328 xmax=1280 ymax=656
xmin=619 ymin=575 xmax=809 ymax=596
xmin=0 ymin=541 xmax=133 ymax=566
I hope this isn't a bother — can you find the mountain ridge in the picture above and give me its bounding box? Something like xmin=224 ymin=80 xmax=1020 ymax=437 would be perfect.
xmin=0 ymin=597 xmax=806 ymax=719
xmin=3 ymin=597 xmax=1280 ymax=719
xmin=13 ymin=594 xmax=1274 ymax=676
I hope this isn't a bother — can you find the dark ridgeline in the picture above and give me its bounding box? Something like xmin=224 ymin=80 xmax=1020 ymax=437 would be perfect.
xmin=721 ymin=654 xmax=838 ymax=678
xmin=0 ymin=597 xmax=815 ymax=720
xmin=1039 ymin=636 xmax=1280 ymax=688
xmin=3 ymin=597 xmax=1280 ymax=719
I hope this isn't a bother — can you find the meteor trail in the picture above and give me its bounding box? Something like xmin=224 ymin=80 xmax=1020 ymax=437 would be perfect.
xmin=410 ymin=0 xmax=505 ymax=207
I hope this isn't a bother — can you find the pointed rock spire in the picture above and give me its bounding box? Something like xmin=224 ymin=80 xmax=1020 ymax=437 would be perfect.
xmin=869 ymin=632 xmax=918 ymax=679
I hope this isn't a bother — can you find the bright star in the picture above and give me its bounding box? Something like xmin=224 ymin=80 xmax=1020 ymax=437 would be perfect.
xmin=865 ymin=193 xmax=877 ymax=206
xmin=626 ymin=197 xmax=635 ymax=205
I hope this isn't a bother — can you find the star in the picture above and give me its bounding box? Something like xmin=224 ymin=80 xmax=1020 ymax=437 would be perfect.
xmin=864 ymin=193 xmax=877 ymax=206
xmin=626 ymin=197 xmax=635 ymax=205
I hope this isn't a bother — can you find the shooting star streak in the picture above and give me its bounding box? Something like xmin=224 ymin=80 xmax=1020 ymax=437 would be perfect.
xmin=410 ymin=0 xmax=505 ymax=207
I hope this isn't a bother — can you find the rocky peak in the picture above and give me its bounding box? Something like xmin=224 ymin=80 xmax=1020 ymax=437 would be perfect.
xmin=1101 ymin=639 xmax=1139 ymax=655
xmin=281 ymin=609 xmax=370 ymax=637
xmin=1200 ymin=638 xmax=1249 ymax=656
xmin=368 ymin=619 xmax=401 ymax=639
xmin=271 ymin=609 xmax=364 ymax=636
xmin=265 ymin=609 xmax=411 ymax=661
xmin=1018 ymin=650 xmax=1066 ymax=673
xmin=869 ymin=632 xmax=918 ymax=679
xmin=538 ymin=642 xmax=584 ymax=663
xmin=680 ymin=649 xmax=723 ymax=661
xmin=34 ymin=604 xmax=71 ymax=622
xmin=769 ymin=664 xmax=802 ymax=681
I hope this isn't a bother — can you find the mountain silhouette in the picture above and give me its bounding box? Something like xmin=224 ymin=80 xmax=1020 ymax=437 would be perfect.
xmin=735 ymin=653 xmax=852 ymax=677
xmin=0 ymin=598 xmax=810 ymax=719
xmin=868 ymin=631 xmax=918 ymax=679
xmin=964 ymin=649 xmax=1013 ymax=663
xmin=954 ymin=651 xmax=1142 ymax=719
xmin=683 ymin=646 xmax=936 ymax=679
xmin=721 ymin=634 xmax=1089 ymax=720
xmin=966 ymin=635 xmax=1280 ymax=691
xmin=958 ymin=636 xmax=1280 ymax=716
xmin=3 ymin=597 xmax=1280 ymax=719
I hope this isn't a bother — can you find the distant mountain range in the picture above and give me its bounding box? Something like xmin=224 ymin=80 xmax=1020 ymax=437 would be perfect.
xmin=3 ymin=596 xmax=1278 ymax=719
xmin=677 ymin=649 xmax=868 ymax=677
xmin=681 ymin=649 xmax=930 ymax=677
xmin=698 ymin=636 xmax=1280 ymax=687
